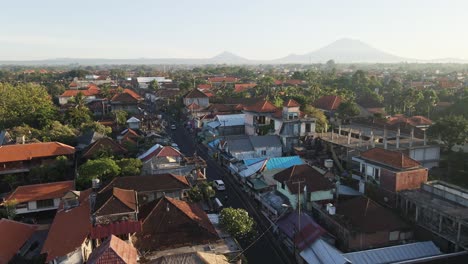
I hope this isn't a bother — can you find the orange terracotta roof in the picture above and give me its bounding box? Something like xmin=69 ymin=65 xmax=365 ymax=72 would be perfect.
xmin=82 ymin=138 xmax=127 ymax=159
xmin=41 ymin=189 xmax=92 ymax=262
xmin=284 ymin=99 xmax=300 ymax=107
xmin=4 ymin=181 xmax=74 ymax=204
xmin=360 ymin=148 xmax=421 ymax=169
xmin=140 ymin=146 xmax=182 ymax=162
xmin=0 ymin=142 xmax=75 ymax=163
xmin=197 ymin=84 xmax=212 ymax=90
xmin=61 ymin=89 xmax=95 ymax=97
xmin=69 ymin=82 xmax=78 ymax=88
xmin=314 ymin=95 xmax=342 ymax=111
xmin=243 ymin=99 xmax=278 ymax=113
xmin=94 ymin=188 xmax=137 ymax=216
xmin=87 ymin=235 xmax=138 ymax=264
xmin=0 ymin=219 xmax=37 ymax=263
xmin=234 ymin=83 xmax=257 ymax=93
xmin=203 ymin=91 xmax=215 ymax=97
xmin=111 ymin=89 xmax=142 ymax=102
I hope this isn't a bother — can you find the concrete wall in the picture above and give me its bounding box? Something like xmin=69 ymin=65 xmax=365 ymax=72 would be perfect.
xmin=16 ymin=198 xmax=60 ymax=215
xmin=183 ymin=97 xmax=209 ymax=107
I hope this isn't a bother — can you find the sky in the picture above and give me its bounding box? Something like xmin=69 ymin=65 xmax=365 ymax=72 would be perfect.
xmin=1 ymin=0 xmax=467 ymax=60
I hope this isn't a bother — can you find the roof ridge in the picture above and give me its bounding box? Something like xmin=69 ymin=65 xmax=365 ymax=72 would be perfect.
xmin=165 ymin=197 xmax=216 ymax=235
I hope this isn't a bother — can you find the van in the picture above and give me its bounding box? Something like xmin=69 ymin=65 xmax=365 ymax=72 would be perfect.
xmin=213 ymin=180 xmax=225 ymax=191
xmin=213 ymin=198 xmax=224 ymax=212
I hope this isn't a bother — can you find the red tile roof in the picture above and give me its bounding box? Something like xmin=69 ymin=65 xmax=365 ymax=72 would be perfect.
xmin=283 ymin=99 xmax=300 ymax=107
xmin=234 ymin=83 xmax=257 ymax=93
xmin=274 ymin=164 xmax=334 ymax=194
xmin=69 ymin=82 xmax=78 ymax=88
xmin=185 ymin=89 xmax=209 ymax=99
xmin=135 ymin=196 xmax=218 ymax=251
xmin=360 ymin=148 xmax=421 ymax=170
xmin=87 ymin=235 xmax=138 ymax=264
xmin=0 ymin=142 xmax=75 ymax=163
xmin=336 ymin=196 xmax=408 ymax=233
xmin=91 ymin=221 xmax=142 ymax=240
xmin=140 ymin=146 xmax=182 ymax=163
xmin=203 ymin=91 xmax=215 ymax=97
xmin=314 ymin=95 xmax=342 ymax=111
xmin=111 ymin=89 xmax=142 ymax=102
xmin=42 ymin=189 xmax=92 ymax=262
xmin=4 ymin=181 xmax=74 ymax=204
xmin=0 ymin=219 xmax=37 ymax=263
xmin=243 ymin=99 xmax=278 ymax=113
xmin=208 ymin=77 xmax=238 ymax=83
xmin=61 ymin=89 xmax=96 ymax=97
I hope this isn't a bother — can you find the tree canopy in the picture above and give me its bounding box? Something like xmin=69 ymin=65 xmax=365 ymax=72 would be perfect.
xmin=0 ymin=83 xmax=57 ymax=129
xmin=428 ymin=115 xmax=468 ymax=151
xmin=219 ymin=207 xmax=255 ymax=239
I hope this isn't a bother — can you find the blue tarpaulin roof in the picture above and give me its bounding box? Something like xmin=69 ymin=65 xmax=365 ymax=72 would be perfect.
xmin=265 ymin=156 xmax=304 ymax=170
xmin=244 ymin=157 xmax=267 ymax=166
xmin=208 ymin=139 xmax=220 ymax=148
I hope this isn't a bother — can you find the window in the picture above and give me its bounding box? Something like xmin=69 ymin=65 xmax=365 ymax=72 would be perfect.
xmin=36 ymin=199 xmax=55 ymax=209
xmin=281 ymin=182 xmax=285 ymax=189
xmin=305 ymin=123 xmax=311 ymax=133
xmin=16 ymin=203 xmax=27 ymax=209
xmin=389 ymin=231 xmax=400 ymax=241
xmin=261 ymin=150 xmax=267 ymax=156
xmin=374 ymin=168 xmax=380 ymax=181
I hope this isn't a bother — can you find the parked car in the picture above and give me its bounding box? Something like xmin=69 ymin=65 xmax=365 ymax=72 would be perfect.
xmin=213 ymin=197 xmax=224 ymax=212
xmin=170 ymin=124 xmax=176 ymax=130
xmin=213 ymin=180 xmax=226 ymax=191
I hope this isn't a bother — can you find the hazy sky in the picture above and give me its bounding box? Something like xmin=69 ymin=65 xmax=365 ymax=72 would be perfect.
xmin=1 ymin=0 xmax=467 ymax=60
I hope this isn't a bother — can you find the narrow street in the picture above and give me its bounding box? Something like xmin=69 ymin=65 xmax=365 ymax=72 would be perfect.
xmin=168 ymin=123 xmax=292 ymax=264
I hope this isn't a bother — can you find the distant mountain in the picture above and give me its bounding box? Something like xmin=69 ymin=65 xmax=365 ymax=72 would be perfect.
xmin=0 ymin=39 xmax=466 ymax=65
xmin=276 ymin=38 xmax=409 ymax=63
xmin=208 ymin=51 xmax=250 ymax=63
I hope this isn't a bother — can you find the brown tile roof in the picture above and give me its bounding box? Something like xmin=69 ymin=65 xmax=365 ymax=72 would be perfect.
xmin=336 ymin=196 xmax=408 ymax=233
xmin=360 ymin=148 xmax=421 ymax=170
xmin=273 ymin=164 xmax=334 ymax=194
xmin=0 ymin=219 xmax=37 ymax=263
xmin=82 ymin=137 xmax=127 ymax=159
xmin=69 ymin=82 xmax=78 ymax=88
xmin=234 ymin=83 xmax=257 ymax=93
xmin=41 ymin=189 xmax=92 ymax=262
xmin=243 ymin=99 xmax=278 ymax=113
xmin=134 ymin=196 xmax=218 ymax=251
xmin=100 ymin=174 xmax=190 ymax=194
xmin=205 ymin=104 xmax=242 ymax=113
xmin=283 ymin=99 xmax=300 ymax=107
xmin=87 ymin=235 xmax=138 ymax=264
xmin=185 ymin=89 xmax=209 ymax=99
xmin=150 ymin=252 xmax=229 ymax=264
xmin=94 ymin=188 xmax=138 ymax=217
xmin=314 ymin=95 xmax=342 ymax=111
xmin=4 ymin=181 xmax=74 ymax=204
xmin=0 ymin=142 xmax=75 ymax=163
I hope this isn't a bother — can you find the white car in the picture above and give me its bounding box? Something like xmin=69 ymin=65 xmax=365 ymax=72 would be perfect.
xmin=170 ymin=124 xmax=176 ymax=130
xmin=213 ymin=180 xmax=226 ymax=191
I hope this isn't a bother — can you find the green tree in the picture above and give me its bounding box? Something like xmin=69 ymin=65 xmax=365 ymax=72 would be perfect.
xmin=114 ymin=110 xmax=128 ymax=127
xmin=220 ymin=207 xmax=255 ymax=239
xmin=187 ymin=185 xmax=204 ymax=202
xmin=80 ymin=121 xmax=112 ymax=136
xmin=117 ymin=158 xmax=143 ymax=176
xmin=77 ymin=158 xmax=121 ymax=188
xmin=428 ymin=115 xmax=468 ymax=152
xmin=148 ymin=80 xmax=160 ymax=91
xmin=0 ymin=200 xmax=17 ymax=219
xmin=42 ymin=121 xmax=77 ymax=145
xmin=336 ymin=101 xmax=360 ymax=120
xmin=0 ymin=83 xmax=57 ymax=129
xmin=66 ymin=107 xmax=92 ymax=128
xmin=303 ymin=105 xmax=328 ymax=133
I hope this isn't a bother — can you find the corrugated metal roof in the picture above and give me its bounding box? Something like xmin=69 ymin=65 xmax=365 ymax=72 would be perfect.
xmin=300 ymin=239 xmax=347 ymax=264
xmin=265 ymin=156 xmax=304 ymax=170
xmin=342 ymin=241 xmax=441 ymax=264
xmin=244 ymin=157 xmax=267 ymax=166
xmin=239 ymin=159 xmax=267 ymax=178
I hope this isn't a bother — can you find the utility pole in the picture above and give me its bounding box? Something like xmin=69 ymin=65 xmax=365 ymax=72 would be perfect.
xmin=292 ymin=179 xmax=306 ymax=231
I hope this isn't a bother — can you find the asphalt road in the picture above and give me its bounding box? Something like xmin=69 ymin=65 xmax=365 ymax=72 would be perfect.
xmin=168 ymin=124 xmax=292 ymax=264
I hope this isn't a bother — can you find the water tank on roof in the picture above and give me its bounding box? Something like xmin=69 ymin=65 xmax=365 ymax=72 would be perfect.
xmin=92 ymin=178 xmax=100 ymax=189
